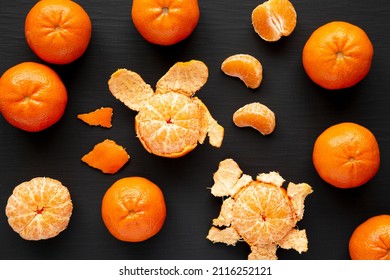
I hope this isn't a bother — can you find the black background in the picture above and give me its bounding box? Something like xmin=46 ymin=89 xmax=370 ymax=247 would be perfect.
xmin=0 ymin=0 xmax=389 ymax=260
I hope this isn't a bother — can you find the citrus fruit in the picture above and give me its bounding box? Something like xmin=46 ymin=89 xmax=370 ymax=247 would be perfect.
xmin=349 ymin=215 xmax=390 ymax=260
xmin=101 ymin=177 xmax=166 ymax=242
xmin=207 ymin=158 xmax=313 ymax=259
xmin=5 ymin=177 xmax=73 ymax=240
xmin=221 ymin=54 xmax=263 ymax=89
xmin=302 ymin=21 xmax=373 ymax=90
xmin=77 ymin=107 xmax=113 ymax=128
xmin=313 ymin=122 xmax=380 ymax=188
xmin=252 ymin=0 xmax=297 ymax=42
xmin=82 ymin=139 xmax=130 ymax=174
xmin=0 ymin=62 xmax=68 ymax=132
xmin=25 ymin=0 xmax=92 ymax=64
xmin=108 ymin=60 xmax=224 ymax=158
xmin=233 ymin=102 xmax=276 ymax=135
xmin=131 ymin=0 xmax=199 ymax=46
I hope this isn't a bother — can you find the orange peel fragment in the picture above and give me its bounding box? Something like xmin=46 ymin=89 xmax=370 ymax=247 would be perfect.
xmin=233 ymin=102 xmax=276 ymax=135
xmin=82 ymin=139 xmax=130 ymax=174
xmin=77 ymin=107 xmax=113 ymax=128
xmin=207 ymin=158 xmax=313 ymax=260
xmin=108 ymin=60 xmax=224 ymax=158
xmin=5 ymin=177 xmax=73 ymax=241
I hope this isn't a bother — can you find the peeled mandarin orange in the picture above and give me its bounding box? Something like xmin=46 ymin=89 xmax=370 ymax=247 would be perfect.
xmin=207 ymin=159 xmax=313 ymax=260
xmin=221 ymin=54 xmax=263 ymax=89
xmin=233 ymin=102 xmax=276 ymax=135
xmin=5 ymin=177 xmax=73 ymax=240
xmin=252 ymin=0 xmax=297 ymax=42
xmin=108 ymin=60 xmax=224 ymax=158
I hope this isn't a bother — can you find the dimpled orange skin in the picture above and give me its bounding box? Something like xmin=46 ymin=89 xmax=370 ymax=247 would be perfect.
xmin=313 ymin=122 xmax=380 ymax=189
xmin=302 ymin=21 xmax=373 ymax=90
xmin=131 ymin=0 xmax=200 ymax=46
xmin=25 ymin=0 xmax=92 ymax=64
xmin=0 ymin=62 xmax=68 ymax=132
xmin=101 ymin=177 xmax=166 ymax=242
xmin=349 ymin=215 xmax=390 ymax=260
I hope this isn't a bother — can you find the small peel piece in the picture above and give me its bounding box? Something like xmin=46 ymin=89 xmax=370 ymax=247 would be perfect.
xmin=108 ymin=69 xmax=154 ymax=111
xmin=155 ymin=60 xmax=209 ymax=97
xmin=82 ymin=139 xmax=130 ymax=174
xmin=77 ymin=107 xmax=113 ymax=128
xmin=207 ymin=226 xmax=241 ymax=246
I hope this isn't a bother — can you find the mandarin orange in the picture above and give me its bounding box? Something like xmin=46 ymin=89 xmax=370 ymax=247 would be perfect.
xmin=302 ymin=21 xmax=373 ymax=89
xmin=0 ymin=62 xmax=67 ymax=132
xmin=25 ymin=0 xmax=92 ymax=64
xmin=131 ymin=0 xmax=199 ymax=46
xmin=313 ymin=122 xmax=380 ymax=188
xmin=207 ymin=159 xmax=313 ymax=259
xmin=5 ymin=177 xmax=73 ymax=240
xmin=101 ymin=177 xmax=166 ymax=242
xmin=349 ymin=215 xmax=390 ymax=260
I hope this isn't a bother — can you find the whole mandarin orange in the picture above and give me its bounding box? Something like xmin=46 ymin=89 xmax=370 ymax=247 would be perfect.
xmin=302 ymin=21 xmax=373 ymax=90
xmin=101 ymin=177 xmax=166 ymax=242
xmin=0 ymin=62 xmax=68 ymax=132
xmin=25 ymin=0 xmax=92 ymax=64
xmin=312 ymin=122 xmax=380 ymax=188
xmin=131 ymin=0 xmax=200 ymax=46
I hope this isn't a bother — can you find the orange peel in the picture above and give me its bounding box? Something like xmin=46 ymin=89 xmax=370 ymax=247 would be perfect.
xmin=82 ymin=139 xmax=130 ymax=174
xmin=108 ymin=60 xmax=224 ymax=158
xmin=77 ymin=107 xmax=113 ymax=128
xmin=207 ymin=158 xmax=313 ymax=260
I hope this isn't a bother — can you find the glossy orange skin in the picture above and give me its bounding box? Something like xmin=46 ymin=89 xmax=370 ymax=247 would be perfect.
xmin=101 ymin=177 xmax=166 ymax=242
xmin=0 ymin=62 xmax=68 ymax=132
xmin=25 ymin=0 xmax=92 ymax=64
xmin=312 ymin=122 xmax=380 ymax=188
xmin=349 ymin=215 xmax=390 ymax=260
xmin=131 ymin=0 xmax=200 ymax=46
xmin=302 ymin=21 xmax=373 ymax=90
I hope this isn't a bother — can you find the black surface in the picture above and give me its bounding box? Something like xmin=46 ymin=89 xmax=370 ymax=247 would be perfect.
xmin=0 ymin=0 xmax=389 ymax=260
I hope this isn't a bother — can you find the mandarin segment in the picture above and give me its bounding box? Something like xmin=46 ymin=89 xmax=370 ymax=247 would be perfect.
xmin=233 ymin=102 xmax=276 ymax=135
xmin=81 ymin=139 xmax=130 ymax=174
xmin=77 ymin=107 xmax=113 ymax=128
xmin=5 ymin=177 xmax=73 ymax=241
xmin=221 ymin=54 xmax=263 ymax=89
xmin=207 ymin=158 xmax=313 ymax=260
xmin=252 ymin=0 xmax=297 ymax=42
